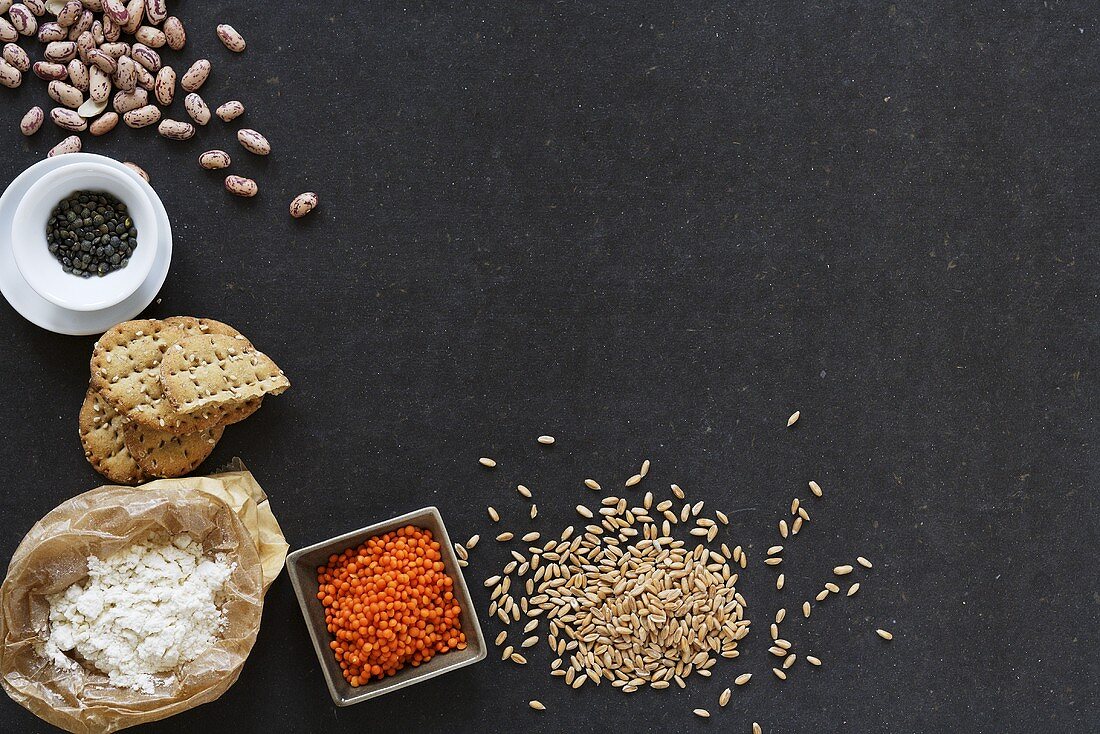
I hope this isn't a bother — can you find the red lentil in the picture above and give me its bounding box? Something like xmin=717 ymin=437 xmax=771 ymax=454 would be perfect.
xmin=316 ymin=525 xmax=466 ymax=686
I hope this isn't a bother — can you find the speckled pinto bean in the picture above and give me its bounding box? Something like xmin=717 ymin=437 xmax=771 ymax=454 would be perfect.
xmin=130 ymin=42 xmax=159 ymax=72
xmin=37 ymin=20 xmax=64 ymax=41
xmin=123 ymin=161 xmax=149 ymax=181
xmin=153 ymin=64 xmax=173 ymax=104
xmin=86 ymin=48 xmax=115 ymax=73
xmin=74 ymin=30 xmax=94 ymax=60
xmin=89 ymin=110 xmax=118 ymax=135
xmin=88 ymin=64 xmax=110 ymax=101
xmin=23 ymin=0 xmax=43 ymax=14
xmin=0 ymin=0 xmax=10 ymax=13
xmin=224 ymin=175 xmax=257 ymax=197
xmin=67 ymin=59 xmax=88 ymax=89
xmin=216 ymin=24 xmax=245 ymax=52
xmin=2 ymin=41 xmax=27 ymax=69
xmin=135 ymin=63 xmax=152 ymax=89
xmin=180 ymin=58 xmax=208 ymax=91
xmin=236 ymin=128 xmax=270 ymax=155
xmin=157 ymin=118 xmax=193 ymax=140
xmin=198 ymin=149 xmax=231 ymax=169
xmin=98 ymin=41 xmax=129 ymax=59
xmin=48 ymin=134 xmax=81 ymax=156
xmin=19 ymin=105 xmax=43 ymax=135
xmin=112 ymin=87 xmax=145 ymax=113
xmin=32 ymin=60 xmax=67 ymax=80
xmin=289 ymin=192 xmax=319 ymax=218
xmin=122 ymin=0 xmax=143 ymax=34
xmin=143 ymin=0 xmax=166 ymax=25
xmin=0 ymin=18 xmax=15 ymax=44
xmin=8 ymin=4 xmax=37 ymax=36
xmin=122 ymin=103 xmax=158 ymax=127
xmin=44 ymin=40 xmax=76 ymax=62
xmin=70 ymin=9 xmax=94 ymax=40
xmin=51 ymin=106 xmax=86 ymax=131
xmin=215 ymin=99 xmax=244 ymax=122
xmin=163 ymin=15 xmax=184 ymax=50
xmin=184 ymin=92 xmax=209 ymax=125
xmin=57 ymin=0 xmax=82 ymax=27
xmin=48 ymin=79 xmax=83 ymax=107
xmin=112 ymin=53 xmax=135 ymax=91
xmin=134 ymin=24 xmax=163 ymax=47
xmin=101 ymin=0 xmax=127 ymax=24
xmin=100 ymin=12 xmax=118 ymax=41
xmin=0 ymin=58 xmax=20 ymax=87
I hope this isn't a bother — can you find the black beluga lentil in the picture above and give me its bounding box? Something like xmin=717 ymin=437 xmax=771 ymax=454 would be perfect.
xmin=45 ymin=191 xmax=137 ymax=278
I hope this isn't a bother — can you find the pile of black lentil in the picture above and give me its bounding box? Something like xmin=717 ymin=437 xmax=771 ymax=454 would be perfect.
xmin=46 ymin=191 xmax=137 ymax=278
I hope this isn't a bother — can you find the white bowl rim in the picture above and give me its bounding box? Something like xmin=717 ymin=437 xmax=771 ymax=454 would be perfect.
xmin=11 ymin=160 xmax=158 ymax=312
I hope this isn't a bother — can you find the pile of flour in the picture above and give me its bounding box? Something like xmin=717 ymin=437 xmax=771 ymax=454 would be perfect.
xmin=42 ymin=532 xmax=235 ymax=694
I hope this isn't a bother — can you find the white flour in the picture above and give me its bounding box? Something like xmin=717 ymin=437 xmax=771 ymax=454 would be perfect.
xmin=42 ymin=532 xmax=234 ymax=694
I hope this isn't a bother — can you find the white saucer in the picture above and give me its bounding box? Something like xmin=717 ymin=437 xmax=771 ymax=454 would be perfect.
xmin=0 ymin=154 xmax=172 ymax=336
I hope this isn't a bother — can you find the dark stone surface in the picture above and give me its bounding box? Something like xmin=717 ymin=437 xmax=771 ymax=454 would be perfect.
xmin=0 ymin=1 xmax=1096 ymax=732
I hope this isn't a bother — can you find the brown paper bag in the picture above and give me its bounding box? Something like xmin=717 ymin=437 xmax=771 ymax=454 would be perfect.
xmin=137 ymin=461 xmax=289 ymax=593
xmin=0 ymin=484 xmax=263 ymax=734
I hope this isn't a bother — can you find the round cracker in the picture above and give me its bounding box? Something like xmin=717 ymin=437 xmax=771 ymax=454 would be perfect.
xmin=78 ymin=387 xmax=146 ymax=485
xmin=90 ymin=317 xmax=256 ymax=434
xmin=123 ymin=420 xmax=225 ymax=478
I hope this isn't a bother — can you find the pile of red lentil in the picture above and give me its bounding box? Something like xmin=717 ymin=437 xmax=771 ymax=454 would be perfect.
xmin=316 ymin=525 xmax=466 ymax=686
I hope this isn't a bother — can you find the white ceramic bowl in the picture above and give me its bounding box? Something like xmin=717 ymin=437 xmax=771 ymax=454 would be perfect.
xmin=11 ymin=160 xmax=159 ymax=312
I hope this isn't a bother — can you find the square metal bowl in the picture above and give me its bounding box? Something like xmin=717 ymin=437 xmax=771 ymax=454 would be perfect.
xmin=285 ymin=506 xmax=486 ymax=706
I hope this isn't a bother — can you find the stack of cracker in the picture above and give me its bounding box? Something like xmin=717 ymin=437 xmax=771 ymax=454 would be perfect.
xmin=79 ymin=317 xmax=290 ymax=484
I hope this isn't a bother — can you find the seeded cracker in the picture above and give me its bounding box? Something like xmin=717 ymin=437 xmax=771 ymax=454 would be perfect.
xmin=123 ymin=421 xmax=225 ymax=478
xmin=78 ymin=387 xmax=146 ymax=485
xmin=160 ymin=333 xmax=289 ymax=414
xmin=90 ymin=317 xmax=260 ymax=434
